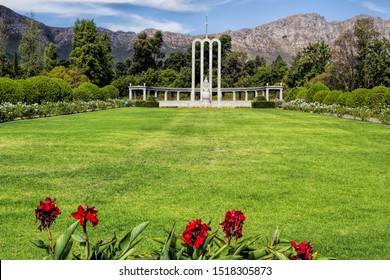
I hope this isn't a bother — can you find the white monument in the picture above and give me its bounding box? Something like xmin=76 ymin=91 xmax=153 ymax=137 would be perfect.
xmin=191 ymin=17 xmax=222 ymax=102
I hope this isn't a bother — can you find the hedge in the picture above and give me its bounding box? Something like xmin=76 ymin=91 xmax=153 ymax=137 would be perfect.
xmin=252 ymin=101 xmax=276 ymax=108
xmin=134 ymin=101 xmax=159 ymax=107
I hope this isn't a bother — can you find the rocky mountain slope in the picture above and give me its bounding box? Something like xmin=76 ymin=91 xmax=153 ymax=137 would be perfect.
xmin=1 ymin=5 xmax=389 ymax=63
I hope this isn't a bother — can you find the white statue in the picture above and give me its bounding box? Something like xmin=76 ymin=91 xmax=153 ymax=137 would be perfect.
xmin=201 ymin=78 xmax=211 ymax=101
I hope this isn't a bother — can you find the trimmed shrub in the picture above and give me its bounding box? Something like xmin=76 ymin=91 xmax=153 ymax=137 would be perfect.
xmin=296 ymin=87 xmax=308 ymax=100
xmin=135 ymin=101 xmax=159 ymax=107
xmin=252 ymin=101 xmax=276 ymax=108
xmin=24 ymin=76 xmax=62 ymax=104
xmin=323 ymin=90 xmax=342 ymax=105
xmin=306 ymin=82 xmax=329 ymax=102
xmin=346 ymin=88 xmax=369 ymax=108
xmin=383 ymin=88 xmax=390 ymax=106
xmin=51 ymin=78 xmax=73 ymax=103
xmin=73 ymin=82 xmax=101 ymax=101
xmin=255 ymin=95 xmax=267 ymax=101
xmin=365 ymin=86 xmax=387 ymax=109
xmin=0 ymin=78 xmax=24 ymax=103
xmin=101 ymin=85 xmax=120 ymax=100
xmin=337 ymin=92 xmax=351 ymax=106
xmin=313 ymin=90 xmax=331 ymax=103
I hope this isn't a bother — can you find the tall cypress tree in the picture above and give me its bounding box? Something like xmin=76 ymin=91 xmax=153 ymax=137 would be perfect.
xmin=19 ymin=14 xmax=44 ymax=77
xmin=70 ymin=19 xmax=113 ymax=86
xmin=0 ymin=18 xmax=8 ymax=77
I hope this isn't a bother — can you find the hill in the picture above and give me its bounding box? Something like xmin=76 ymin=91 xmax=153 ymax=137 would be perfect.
xmin=1 ymin=5 xmax=390 ymax=63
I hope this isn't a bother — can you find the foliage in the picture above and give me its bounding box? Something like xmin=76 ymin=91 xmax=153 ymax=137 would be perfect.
xmin=286 ymin=41 xmax=331 ymax=87
xmin=313 ymin=90 xmax=331 ymax=103
xmin=279 ymin=99 xmax=390 ymax=124
xmin=346 ymin=88 xmax=369 ymax=108
xmin=0 ymin=77 xmax=24 ymax=103
xmin=19 ymin=14 xmax=44 ymax=78
xmin=44 ymin=43 xmax=58 ymax=72
xmin=0 ymin=99 xmax=126 ymax=122
xmin=72 ymin=82 xmax=101 ymax=101
xmin=46 ymin=66 xmax=90 ymax=88
xmin=252 ymin=101 xmax=276 ymax=109
xmin=322 ymin=90 xmax=342 ymax=105
xmin=306 ymin=82 xmax=329 ymax=102
xmin=131 ymin=31 xmax=164 ymax=74
xmin=70 ymin=19 xmax=114 ymax=87
xmin=134 ymin=100 xmax=159 ymax=107
xmin=101 ymin=85 xmax=120 ymax=100
xmin=0 ymin=18 xmax=9 ymax=78
xmin=152 ymin=210 xmax=332 ymax=260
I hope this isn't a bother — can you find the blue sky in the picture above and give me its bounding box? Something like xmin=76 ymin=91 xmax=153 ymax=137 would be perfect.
xmin=2 ymin=0 xmax=390 ymax=34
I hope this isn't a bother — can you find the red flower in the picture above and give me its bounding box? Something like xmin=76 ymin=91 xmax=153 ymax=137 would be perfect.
xmin=219 ymin=209 xmax=246 ymax=240
xmin=290 ymin=241 xmax=314 ymax=260
xmin=34 ymin=197 xmax=61 ymax=231
xmin=181 ymin=219 xmax=211 ymax=248
xmin=71 ymin=205 xmax=99 ymax=227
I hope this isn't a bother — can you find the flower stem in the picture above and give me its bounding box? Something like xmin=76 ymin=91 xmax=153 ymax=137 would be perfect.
xmin=46 ymin=226 xmax=54 ymax=252
xmin=83 ymin=224 xmax=89 ymax=259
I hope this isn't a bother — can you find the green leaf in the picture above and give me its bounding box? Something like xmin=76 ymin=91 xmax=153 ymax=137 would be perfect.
xmin=72 ymin=234 xmax=86 ymax=243
xmin=160 ymin=223 xmax=176 ymax=260
xmin=119 ymin=221 xmax=150 ymax=252
xmin=31 ymin=240 xmax=49 ymax=249
xmin=248 ymin=248 xmax=267 ymax=260
xmin=53 ymin=221 xmax=79 ymax=260
xmin=269 ymin=248 xmax=289 ymax=260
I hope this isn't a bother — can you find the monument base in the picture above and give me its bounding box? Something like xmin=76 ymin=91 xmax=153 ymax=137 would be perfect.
xmin=159 ymin=101 xmax=252 ymax=108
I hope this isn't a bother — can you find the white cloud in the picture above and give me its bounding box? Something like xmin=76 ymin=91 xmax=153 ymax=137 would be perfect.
xmin=3 ymin=0 xmax=234 ymax=33
xmin=104 ymin=14 xmax=193 ymax=33
xmin=361 ymin=1 xmax=390 ymax=14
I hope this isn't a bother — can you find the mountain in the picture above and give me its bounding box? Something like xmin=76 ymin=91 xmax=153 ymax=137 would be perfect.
xmin=1 ymin=5 xmax=390 ymax=64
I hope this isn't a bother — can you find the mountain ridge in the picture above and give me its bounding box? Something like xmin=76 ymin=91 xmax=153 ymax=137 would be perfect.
xmin=1 ymin=5 xmax=390 ymax=63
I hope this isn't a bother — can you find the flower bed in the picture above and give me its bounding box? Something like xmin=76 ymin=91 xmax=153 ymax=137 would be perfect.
xmin=277 ymin=99 xmax=390 ymax=124
xmin=0 ymin=99 xmax=127 ymax=123
xmin=33 ymin=197 xmax=334 ymax=260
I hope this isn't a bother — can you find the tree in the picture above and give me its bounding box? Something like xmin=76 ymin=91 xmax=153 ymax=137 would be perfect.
xmin=44 ymin=43 xmax=58 ymax=71
xmin=244 ymin=55 xmax=266 ymax=76
xmin=19 ymin=14 xmax=44 ymax=77
xmin=330 ymin=30 xmax=358 ymax=91
xmin=0 ymin=18 xmax=9 ymax=77
xmin=286 ymin=41 xmax=331 ymax=87
xmin=130 ymin=32 xmax=156 ymax=74
xmin=164 ymin=51 xmax=191 ymax=72
xmin=354 ymin=18 xmax=380 ymax=88
xmin=70 ymin=19 xmax=114 ymax=86
xmin=364 ymin=37 xmax=390 ymax=87
xmin=12 ymin=51 xmax=21 ymax=78
xmin=222 ymin=51 xmax=247 ymax=87
xmin=150 ymin=30 xmax=165 ymax=69
xmin=271 ymin=55 xmax=288 ymax=82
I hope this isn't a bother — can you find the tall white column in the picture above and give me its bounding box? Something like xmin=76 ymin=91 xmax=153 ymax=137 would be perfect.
xmin=129 ymin=83 xmax=132 ymax=100
xmin=143 ymin=83 xmax=146 ymax=101
xmin=200 ymin=41 xmax=204 ymax=101
xmin=164 ymin=91 xmax=168 ymax=101
xmin=280 ymin=89 xmax=283 ymax=100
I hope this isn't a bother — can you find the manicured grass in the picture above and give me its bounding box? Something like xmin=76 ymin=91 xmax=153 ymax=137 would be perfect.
xmin=0 ymin=108 xmax=389 ymax=260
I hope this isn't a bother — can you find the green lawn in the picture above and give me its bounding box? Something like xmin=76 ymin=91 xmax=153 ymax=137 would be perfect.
xmin=0 ymin=108 xmax=389 ymax=260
